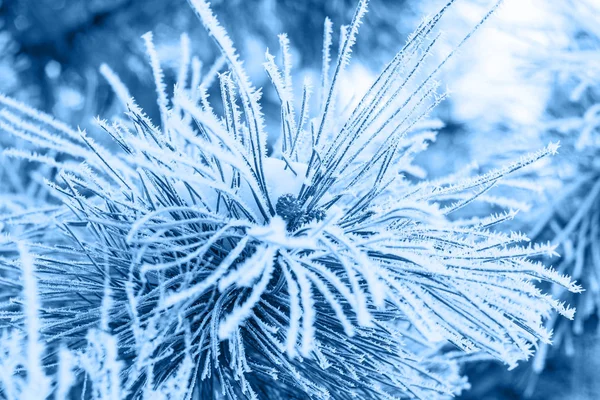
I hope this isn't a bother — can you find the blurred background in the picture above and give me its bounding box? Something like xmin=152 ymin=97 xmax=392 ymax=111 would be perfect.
xmin=1 ymin=0 xmax=598 ymax=398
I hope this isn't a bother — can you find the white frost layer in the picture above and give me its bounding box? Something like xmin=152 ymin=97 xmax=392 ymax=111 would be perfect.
xmin=263 ymin=157 xmax=308 ymax=201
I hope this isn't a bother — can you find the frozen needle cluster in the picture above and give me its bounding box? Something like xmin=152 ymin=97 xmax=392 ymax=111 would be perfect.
xmin=0 ymin=0 xmax=582 ymax=398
